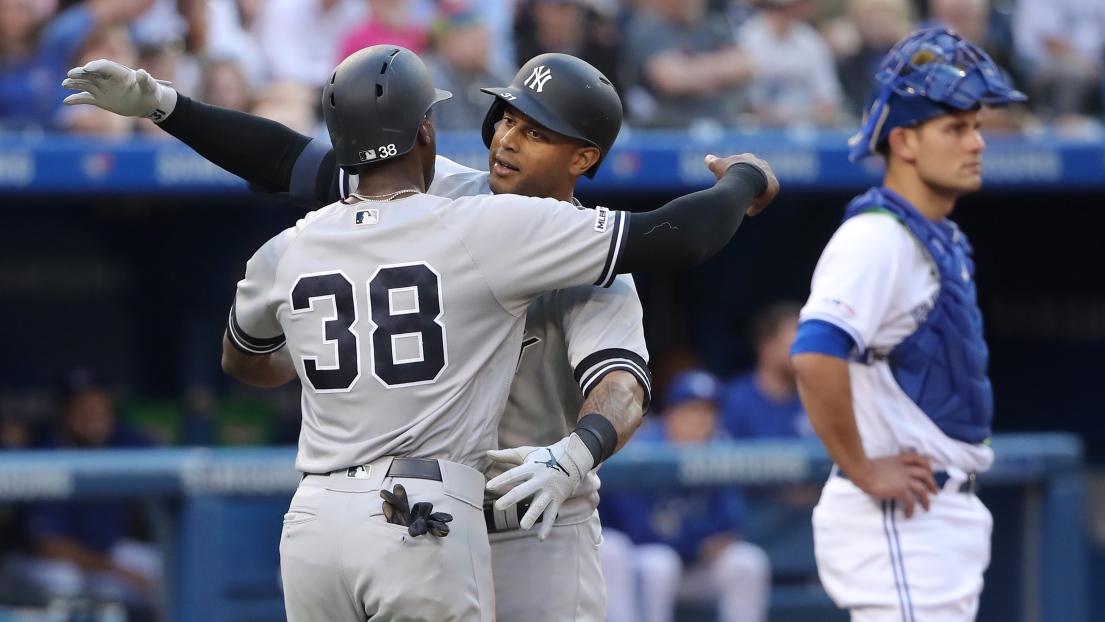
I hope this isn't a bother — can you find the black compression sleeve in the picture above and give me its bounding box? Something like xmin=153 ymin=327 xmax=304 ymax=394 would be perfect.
xmin=616 ymin=163 xmax=767 ymax=273
xmin=157 ymin=95 xmax=313 ymax=194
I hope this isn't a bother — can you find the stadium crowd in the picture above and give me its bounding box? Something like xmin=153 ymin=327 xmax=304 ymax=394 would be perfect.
xmin=0 ymin=0 xmax=1102 ymax=137
xmin=1 ymin=0 xmax=1102 ymax=620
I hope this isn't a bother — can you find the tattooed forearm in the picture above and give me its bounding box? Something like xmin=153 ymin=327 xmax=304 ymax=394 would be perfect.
xmin=578 ymin=370 xmax=645 ymax=451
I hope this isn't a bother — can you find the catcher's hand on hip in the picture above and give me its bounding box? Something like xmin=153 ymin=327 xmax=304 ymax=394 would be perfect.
xmin=61 ymin=59 xmax=177 ymax=121
xmin=485 ymin=434 xmax=594 ymax=541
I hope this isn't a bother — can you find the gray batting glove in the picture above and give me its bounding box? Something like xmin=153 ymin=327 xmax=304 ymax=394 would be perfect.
xmin=485 ymin=434 xmax=594 ymax=541
xmin=62 ymin=59 xmax=177 ymax=122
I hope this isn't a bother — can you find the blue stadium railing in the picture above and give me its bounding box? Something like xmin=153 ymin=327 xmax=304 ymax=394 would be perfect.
xmin=0 ymin=433 xmax=1086 ymax=622
xmin=1 ymin=130 xmax=1103 ymax=195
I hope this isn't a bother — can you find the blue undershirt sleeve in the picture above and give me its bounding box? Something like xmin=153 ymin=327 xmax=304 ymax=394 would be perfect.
xmin=791 ymin=319 xmax=857 ymax=360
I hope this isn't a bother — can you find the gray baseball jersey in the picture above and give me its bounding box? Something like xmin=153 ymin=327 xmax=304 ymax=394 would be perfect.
xmin=228 ymin=191 xmax=630 ymax=475
xmin=426 ymin=159 xmax=652 ymax=622
xmin=335 ymin=157 xmax=650 ymax=622
xmin=420 ymin=157 xmax=652 ymax=524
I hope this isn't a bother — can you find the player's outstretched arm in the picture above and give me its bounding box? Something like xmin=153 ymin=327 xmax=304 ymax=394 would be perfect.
xmin=485 ymin=370 xmax=643 ymax=540
xmin=63 ymin=59 xmax=335 ymax=203
xmin=792 ymin=352 xmax=938 ymax=518
xmin=221 ymin=333 xmax=297 ymax=388
xmin=615 ymin=154 xmax=780 ymax=275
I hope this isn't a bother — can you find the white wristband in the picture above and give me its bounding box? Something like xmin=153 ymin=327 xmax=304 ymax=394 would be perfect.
xmin=147 ymin=86 xmax=178 ymax=123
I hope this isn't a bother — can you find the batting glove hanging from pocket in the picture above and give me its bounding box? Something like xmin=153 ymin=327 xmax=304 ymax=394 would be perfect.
xmin=485 ymin=434 xmax=595 ymax=541
xmin=381 ymin=484 xmax=453 ymax=538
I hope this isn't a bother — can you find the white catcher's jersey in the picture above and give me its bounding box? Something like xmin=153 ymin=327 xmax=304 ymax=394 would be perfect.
xmin=799 ymin=213 xmax=993 ymax=473
xmin=228 ymin=191 xmax=630 ymax=474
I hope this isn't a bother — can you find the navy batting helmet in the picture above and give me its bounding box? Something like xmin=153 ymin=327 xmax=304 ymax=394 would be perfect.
xmin=323 ymin=45 xmax=451 ymax=169
xmin=849 ymin=28 xmax=1026 ymax=161
xmin=480 ymin=53 xmax=622 ymax=179
xmin=665 ymin=370 xmax=721 ymax=410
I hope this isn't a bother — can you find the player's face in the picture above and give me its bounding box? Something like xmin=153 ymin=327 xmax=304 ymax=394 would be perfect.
xmin=62 ymin=389 xmax=116 ymax=447
xmin=487 ymin=107 xmax=596 ymax=200
xmin=909 ymin=109 xmax=986 ymax=196
xmin=664 ymin=401 xmax=717 ymax=444
xmin=760 ymin=317 xmax=799 ymax=378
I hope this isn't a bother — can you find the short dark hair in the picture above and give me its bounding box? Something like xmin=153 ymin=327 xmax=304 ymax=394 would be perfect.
xmin=59 ymin=368 xmax=110 ymax=404
xmin=749 ymin=301 xmax=803 ymax=346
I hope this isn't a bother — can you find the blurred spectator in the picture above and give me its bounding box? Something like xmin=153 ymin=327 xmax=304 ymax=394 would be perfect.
xmin=931 ymin=0 xmax=989 ymax=44
xmin=724 ymin=0 xmax=760 ymax=34
xmin=205 ymin=0 xmax=268 ymax=89
xmin=339 ymin=0 xmax=427 ymax=62
xmin=60 ymin=21 xmax=139 ymax=134
xmin=129 ymin=0 xmax=194 ymax=53
xmin=255 ymin=0 xmax=366 ymax=89
xmin=831 ymin=0 xmax=915 ymax=117
xmin=469 ymin=0 xmax=516 ymax=71
xmin=422 ymin=5 xmax=512 ymax=131
xmin=250 ymin=79 xmax=322 ymax=136
xmin=1013 ymin=0 xmax=1105 ymax=126
xmin=0 ymin=0 xmax=150 ymax=131
xmin=513 ymin=0 xmax=622 ymax=93
xmin=601 ymin=370 xmax=771 ymax=622
xmin=717 ymin=303 xmax=821 ymax=596
xmin=135 ymin=40 xmax=188 ymax=137
xmin=130 ymin=0 xmax=205 ymax=98
xmin=620 ymin=0 xmax=755 ymax=129
xmin=199 ymin=57 xmax=253 ymax=112
xmin=182 ymin=384 xmax=218 ymax=445
xmin=0 ymin=0 xmax=53 ymax=130
xmin=721 ymin=302 xmax=812 ymax=440
xmin=4 ymin=369 xmax=161 ymax=618
xmin=926 ymin=0 xmax=1028 ymax=131
xmin=0 ymin=406 xmax=32 ymax=451
xmin=737 ymin=0 xmax=843 ymax=127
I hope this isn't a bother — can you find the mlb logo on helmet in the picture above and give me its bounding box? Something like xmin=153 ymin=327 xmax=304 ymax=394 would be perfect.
xmin=359 ymin=149 xmax=377 ymax=162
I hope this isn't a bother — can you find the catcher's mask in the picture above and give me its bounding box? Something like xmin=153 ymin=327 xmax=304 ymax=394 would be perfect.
xmin=848 ymin=27 xmax=1026 ymax=162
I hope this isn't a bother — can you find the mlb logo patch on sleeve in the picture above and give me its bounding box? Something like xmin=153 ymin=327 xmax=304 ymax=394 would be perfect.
xmin=356 ymin=209 xmax=379 ymax=226
xmin=594 ymin=207 xmax=610 ymax=232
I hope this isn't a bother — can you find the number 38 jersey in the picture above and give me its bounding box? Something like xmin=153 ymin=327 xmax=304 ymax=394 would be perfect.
xmin=227 ymin=193 xmax=630 ymax=474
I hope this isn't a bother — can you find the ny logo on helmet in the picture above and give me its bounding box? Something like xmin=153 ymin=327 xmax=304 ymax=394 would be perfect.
xmin=524 ymin=66 xmax=553 ymax=93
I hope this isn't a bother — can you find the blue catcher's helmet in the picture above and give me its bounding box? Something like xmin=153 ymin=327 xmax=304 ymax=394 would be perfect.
xmin=848 ymin=27 xmax=1026 ymax=161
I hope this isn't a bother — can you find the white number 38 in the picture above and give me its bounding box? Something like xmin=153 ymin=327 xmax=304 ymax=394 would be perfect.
xmin=379 ymin=144 xmax=398 ymax=158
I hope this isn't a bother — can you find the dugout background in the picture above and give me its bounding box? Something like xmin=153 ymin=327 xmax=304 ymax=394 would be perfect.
xmin=1 ymin=132 xmax=1104 ymax=619
xmin=4 ymin=187 xmax=1104 ymax=459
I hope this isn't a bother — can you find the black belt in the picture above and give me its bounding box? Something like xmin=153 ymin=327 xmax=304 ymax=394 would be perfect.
xmin=835 ymin=468 xmax=977 ymax=494
xmin=306 ymin=457 xmax=443 ymax=481
xmin=484 ymin=499 xmax=541 ymax=533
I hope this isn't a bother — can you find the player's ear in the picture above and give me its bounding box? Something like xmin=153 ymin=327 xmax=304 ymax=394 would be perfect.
xmin=568 ymin=145 xmax=601 ymax=177
xmin=886 ymin=127 xmax=917 ymax=164
xmin=418 ymin=114 xmax=435 ymax=145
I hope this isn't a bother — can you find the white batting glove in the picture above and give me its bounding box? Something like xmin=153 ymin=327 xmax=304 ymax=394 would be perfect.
xmin=485 ymin=434 xmax=595 ymax=541
xmin=61 ymin=59 xmax=177 ymax=122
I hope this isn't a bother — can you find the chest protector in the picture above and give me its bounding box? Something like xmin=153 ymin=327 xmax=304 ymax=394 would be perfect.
xmin=843 ymin=187 xmax=992 ymax=444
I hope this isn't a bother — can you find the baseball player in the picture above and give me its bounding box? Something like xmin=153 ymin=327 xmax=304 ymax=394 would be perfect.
xmin=789 ymin=28 xmax=1025 ymax=621
xmin=190 ymin=45 xmax=775 ymax=622
xmin=61 ymin=53 xmax=773 ymax=621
